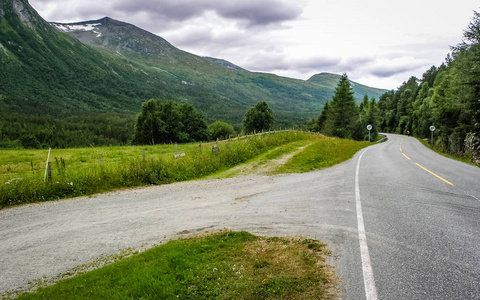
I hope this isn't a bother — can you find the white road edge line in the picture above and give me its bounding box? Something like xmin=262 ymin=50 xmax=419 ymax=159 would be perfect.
xmin=356 ymin=149 xmax=379 ymax=300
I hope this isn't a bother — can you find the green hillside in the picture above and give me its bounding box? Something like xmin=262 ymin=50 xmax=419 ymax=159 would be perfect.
xmin=0 ymin=0 xmax=388 ymax=148
xmin=308 ymin=73 xmax=388 ymax=103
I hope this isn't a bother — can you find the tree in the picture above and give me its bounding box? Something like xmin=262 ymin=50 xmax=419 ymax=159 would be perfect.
xmin=133 ymin=99 xmax=207 ymax=145
xmin=317 ymin=101 xmax=329 ymax=132
xmin=133 ymin=99 xmax=164 ymax=145
xmin=243 ymin=101 xmax=274 ymax=133
xmin=356 ymin=96 xmax=379 ymax=141
xmin=178 ymin=104 xmax=208 ymax=142
xmin=322 ymin=73 xmax=358 ymax=139
xmin=208 ymin=121 xmax=236 ymax=141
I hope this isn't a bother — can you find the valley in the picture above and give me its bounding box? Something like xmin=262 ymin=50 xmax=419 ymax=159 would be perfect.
xmin=0 ymin=0 xmax=387 ymax=149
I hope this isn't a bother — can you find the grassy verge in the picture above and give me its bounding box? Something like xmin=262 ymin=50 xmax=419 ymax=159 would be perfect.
xmin=277 ymin=135 xmax=371 ymax=173
xmin=210 ymin=135 xmax=372 ymax=178
xmin=0 ymin=132 xmax=310 ymax=208
xmin=416 ymin=137 xmax=479 ymax=167
xmin=15 ymin=231 xmax=336 ymax=300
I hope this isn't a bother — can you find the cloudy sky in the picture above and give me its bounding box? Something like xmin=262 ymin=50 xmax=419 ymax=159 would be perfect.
xmin=30 ymin=0 xmax=479 ymax=90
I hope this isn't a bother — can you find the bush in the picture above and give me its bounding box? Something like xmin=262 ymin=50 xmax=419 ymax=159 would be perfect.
xmin=208 ymin=121 xmax=236 ymax=141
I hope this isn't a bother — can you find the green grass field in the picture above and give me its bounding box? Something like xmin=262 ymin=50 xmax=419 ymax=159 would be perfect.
xmin=0 ymin=132 xmax=373 ymax=208
xmin=14 ymin=231 xmax=337 ymax=300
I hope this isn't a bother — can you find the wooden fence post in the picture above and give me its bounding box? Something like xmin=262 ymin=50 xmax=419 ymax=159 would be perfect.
xmin=47 ymin=162 xmax=52 ymax=182
xmin=44 ymin=148 xmax=51 ymax=183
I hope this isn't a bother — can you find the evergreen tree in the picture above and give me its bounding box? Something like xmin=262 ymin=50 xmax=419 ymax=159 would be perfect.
xmin=243 ymin=101 xmax=274 ymax=133
xmin=323 ymin=73 xmax=358 ymax=139
xmin=317 ymin=101 xmax=329 ymax=132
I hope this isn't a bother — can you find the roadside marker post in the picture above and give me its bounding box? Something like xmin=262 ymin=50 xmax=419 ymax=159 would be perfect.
xmin=366 ymin=125 xmax=372 ymax=142
xmin=429 ymin=125 xmax=436 ymax=146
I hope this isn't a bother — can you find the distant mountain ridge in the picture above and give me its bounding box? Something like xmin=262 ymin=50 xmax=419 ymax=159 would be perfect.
xmin=308 ymin=73 xmax=388 ymax=100
xmin=0 ymin=0 xmax=388 ymax=128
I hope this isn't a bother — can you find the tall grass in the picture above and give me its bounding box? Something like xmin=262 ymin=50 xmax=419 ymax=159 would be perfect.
xmin=0 ymin=132 xmax=310 ymax=208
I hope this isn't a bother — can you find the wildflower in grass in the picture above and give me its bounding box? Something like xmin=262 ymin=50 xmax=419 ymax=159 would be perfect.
xmin=213 ymin=268 xmax=218 ymax=272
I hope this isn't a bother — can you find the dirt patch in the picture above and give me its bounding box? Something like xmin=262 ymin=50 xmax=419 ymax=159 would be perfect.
xmin=225 ymin=145 xmax=309 ymax=177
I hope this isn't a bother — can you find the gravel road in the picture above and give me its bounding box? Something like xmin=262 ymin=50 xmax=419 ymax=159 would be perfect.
xmin=0 ymin=159 xmax=362 ymax=297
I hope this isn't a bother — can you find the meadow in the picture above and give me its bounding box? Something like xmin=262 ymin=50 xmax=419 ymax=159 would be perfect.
xmin=0 ymin=132 xmax=307 ymax=207
xmin=0 ymin=132 xmax=372 ymax=208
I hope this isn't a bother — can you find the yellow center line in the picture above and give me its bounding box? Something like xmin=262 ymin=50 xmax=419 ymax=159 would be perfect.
xmin=415 ymin=163 xmax=455 ymax=186
xmin=399 ymin=140 xmax=410 ymax=160
xmin=399 ymin=140 xmax=454 ymax=186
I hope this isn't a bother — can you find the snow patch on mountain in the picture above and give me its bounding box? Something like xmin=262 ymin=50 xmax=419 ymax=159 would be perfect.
xmin=52 ymin=23 xmax=101 ymax=33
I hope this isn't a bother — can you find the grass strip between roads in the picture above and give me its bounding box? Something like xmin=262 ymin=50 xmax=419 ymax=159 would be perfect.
xmin=278 ymin=136 xmax=371 ymax=173
xmin=15 ymin=231 xmax=337 ymax=300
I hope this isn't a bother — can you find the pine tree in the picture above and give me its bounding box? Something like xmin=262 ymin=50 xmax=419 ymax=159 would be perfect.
xmin=323 ymin=73 xmax=358 ymax=139
xmin=317 ymin=101 xmax=329 ymax=132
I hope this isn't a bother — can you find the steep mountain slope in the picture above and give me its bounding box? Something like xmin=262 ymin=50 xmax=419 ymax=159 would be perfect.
xmin=50 ymin=17 xmax=388 ymax=123
xmin=0 ymin=0 xmax=389 ymax=148
xmin=0 ymin=0 xmax=165 ymax=115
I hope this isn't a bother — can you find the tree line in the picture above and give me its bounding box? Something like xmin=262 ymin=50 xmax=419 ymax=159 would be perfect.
xmin=375 ymin=10 xmax=480 ymax=163
xmin=132 ymin=99 xmax=274 ymax=145
xmin=0 ymin=98 xmax=275 ymax=149
xmin=305 ymin=10 xmax=480 ymax=164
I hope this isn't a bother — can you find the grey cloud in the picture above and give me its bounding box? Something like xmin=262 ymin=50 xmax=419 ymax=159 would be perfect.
xmin=217 ymin=1 xmax=302 ymax=27
xmin=370 ymin=66 xmax=414 ymax=78
xmin=369 ymin=62 xmax=428 ymax=78
xmin=243 ymin=54 xmax=344 ymax=74
xmin=168 ymin=28 xmax=214 ymax=48
xmin=110 ymin=0 xmax=302 ymax=27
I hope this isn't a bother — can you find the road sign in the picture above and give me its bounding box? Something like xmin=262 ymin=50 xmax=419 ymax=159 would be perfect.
xmin=429 ymin=125 xmax=436 ymax=146
xmin=366 ymin=125 xmax=372 ymax=142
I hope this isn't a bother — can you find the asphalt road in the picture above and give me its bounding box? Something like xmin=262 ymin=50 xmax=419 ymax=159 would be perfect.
xmin=359 ymin=134 xmax=480 ymax=299
xmin=1 ymin=133 xmax=479 ymax=299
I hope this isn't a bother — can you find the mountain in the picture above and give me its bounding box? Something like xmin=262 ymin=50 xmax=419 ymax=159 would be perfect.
xmin=308 ymin=73 xmax=388 ymax=101
xmin=48 ymin=17 xmax=388 ymax=122
xmin=0 ymin=0 xmax=389 ymax=147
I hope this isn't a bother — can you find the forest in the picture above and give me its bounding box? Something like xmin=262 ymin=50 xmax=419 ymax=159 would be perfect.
xmin=376 ymin=11 xmax=480 ymax=163
xmin=308 ymin=10 xmax=480 ymax=164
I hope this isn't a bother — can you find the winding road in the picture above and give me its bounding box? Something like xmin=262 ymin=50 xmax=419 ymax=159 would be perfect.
xmin=1 ymin=133 xmax=479 ymax=299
